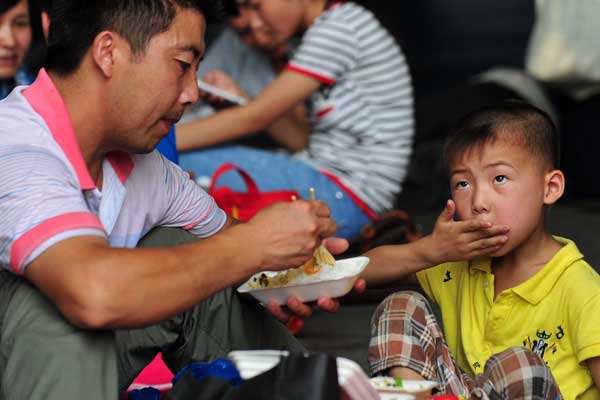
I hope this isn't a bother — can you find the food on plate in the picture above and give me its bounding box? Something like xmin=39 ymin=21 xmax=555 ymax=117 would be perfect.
xmin=248 ymin=245 xmax=335 ymax=289
xmin=371 ymin=376 xmax=404 ymax=389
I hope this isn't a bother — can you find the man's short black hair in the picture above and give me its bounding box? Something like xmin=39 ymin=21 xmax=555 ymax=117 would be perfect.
xmin=46 ymin=0 xmax=224 ymax=76
xmin=444 ymin=100 xmax=560 ymax=171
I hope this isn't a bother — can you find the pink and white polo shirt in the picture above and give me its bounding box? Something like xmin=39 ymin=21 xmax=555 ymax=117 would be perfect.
xmin=0 ymin=69 xmax=226 ymax=275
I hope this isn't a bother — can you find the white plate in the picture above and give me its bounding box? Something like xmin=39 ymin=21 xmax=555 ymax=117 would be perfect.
xmin=228 ymin=350 xmax=383 ymax=400
xmin=237 ymin=256 xmax=369 ymax=305
xmin=370 ymin=377 xmax=438 ymax=399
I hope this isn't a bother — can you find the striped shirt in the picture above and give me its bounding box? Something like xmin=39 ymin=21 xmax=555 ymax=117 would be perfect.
xmin=288 ymin=2 xmax=414 ymax=213
xmin=0 ymin=69 xmax=226 ymax=275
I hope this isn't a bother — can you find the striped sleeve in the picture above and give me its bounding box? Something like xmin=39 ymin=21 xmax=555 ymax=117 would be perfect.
xmin=154 ymin=152 xmax=226 ymax=238
xmin=287 ymin=16 xmax=358 ymax=84
xmin=0 ymin=146 xmax=106 ymax=274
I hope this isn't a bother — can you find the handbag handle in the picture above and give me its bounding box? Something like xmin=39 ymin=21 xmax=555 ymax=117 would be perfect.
xmin=209 ymin=163 xmax=260 ymax=195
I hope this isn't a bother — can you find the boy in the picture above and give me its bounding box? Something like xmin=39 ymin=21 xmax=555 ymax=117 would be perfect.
xmin=365 ymin=102 xmax=600 ymax=398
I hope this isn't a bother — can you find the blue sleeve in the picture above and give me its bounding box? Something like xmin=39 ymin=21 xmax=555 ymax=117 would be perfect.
xmin=156 ymin=127 xmax=179 ymax=164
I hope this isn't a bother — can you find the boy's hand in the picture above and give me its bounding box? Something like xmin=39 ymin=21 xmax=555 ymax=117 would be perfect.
xmin=426 ymin=199 xmax=509 ymax=265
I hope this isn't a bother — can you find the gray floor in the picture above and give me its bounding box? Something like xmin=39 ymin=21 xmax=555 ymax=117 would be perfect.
xmin=297 ymin=199 xmax=600 ymax=374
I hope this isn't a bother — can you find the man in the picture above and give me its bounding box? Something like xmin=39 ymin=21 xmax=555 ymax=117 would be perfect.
xmin=0 ymin=1 xmax=354 ymax=398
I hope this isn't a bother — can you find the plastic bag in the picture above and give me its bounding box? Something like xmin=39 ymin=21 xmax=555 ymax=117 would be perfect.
xmin=526 ymin=0 xmax=600 ymax=97
xmin=165 ymin=352 xmax=340 ymax=400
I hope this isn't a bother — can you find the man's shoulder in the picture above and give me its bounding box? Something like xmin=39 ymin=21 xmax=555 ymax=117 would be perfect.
xmin=0 ymin=88 xmax=50 ymax=145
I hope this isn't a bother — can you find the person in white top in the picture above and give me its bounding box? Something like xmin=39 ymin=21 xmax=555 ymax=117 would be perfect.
xmin=0 ymin=1 xmax=360 ymax=399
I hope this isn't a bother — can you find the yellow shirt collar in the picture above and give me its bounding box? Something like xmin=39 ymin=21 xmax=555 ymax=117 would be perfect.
xmin=468 ymin=237 xmax=584 ymax=304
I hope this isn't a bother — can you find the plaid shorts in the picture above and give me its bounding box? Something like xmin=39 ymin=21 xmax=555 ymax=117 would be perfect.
xmin=368 ymin=291 xmax=562 ymax=400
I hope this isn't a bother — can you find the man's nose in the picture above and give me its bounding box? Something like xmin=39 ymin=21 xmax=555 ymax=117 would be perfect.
xmin=180 ymin=73 xmax=200 ymax=106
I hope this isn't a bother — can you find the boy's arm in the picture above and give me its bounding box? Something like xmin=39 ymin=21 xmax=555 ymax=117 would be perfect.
xmin=176 ymin=70 xmax=319 ymax=152
xmin=362 ymin=200 xmax=509 ymax=287
xmin=587 ymin=357 xmax=600 ymax=392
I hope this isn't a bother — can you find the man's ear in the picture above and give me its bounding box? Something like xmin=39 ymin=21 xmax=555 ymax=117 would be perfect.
xmin=544 ymin=169 xmax=565 ymax=205
xmin=91 ymin=31 xmax=117 ymax=78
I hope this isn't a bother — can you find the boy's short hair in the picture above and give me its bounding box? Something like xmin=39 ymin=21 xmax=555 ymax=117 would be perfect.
xmin=46 ymin=0 xmax=224 ymax=76
xmin=444 ymin=100 xmax=559 ymax=170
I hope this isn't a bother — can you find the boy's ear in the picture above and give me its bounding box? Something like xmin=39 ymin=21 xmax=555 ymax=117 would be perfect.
xmin=544 ymin=169 xmax=565 ymax=205
xmin=91 ymin=31 xmax=117 ymax=78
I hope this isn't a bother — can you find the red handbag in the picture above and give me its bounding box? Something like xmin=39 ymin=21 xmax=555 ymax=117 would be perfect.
xmin=208 ymin=163 xmax=300 ymax=221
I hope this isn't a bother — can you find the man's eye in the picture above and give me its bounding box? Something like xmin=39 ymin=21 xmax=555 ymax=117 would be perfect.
xmin=494 ymin=175 xmax=508 ymax=185
xmin=455 ymin=181 xmax=470 ymax=189
xmin=177 ymin=60 xmax=191 ymax=72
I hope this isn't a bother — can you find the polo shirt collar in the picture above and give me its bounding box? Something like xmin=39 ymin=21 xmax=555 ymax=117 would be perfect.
xmin=22 ymin=68 xmax=133 ymax=190
xmin=512 ymin=237 xmax=583 ymax=304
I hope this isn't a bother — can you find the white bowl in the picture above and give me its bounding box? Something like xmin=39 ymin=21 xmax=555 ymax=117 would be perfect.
xmin=237 ymin=256 xmax=369 ymax=305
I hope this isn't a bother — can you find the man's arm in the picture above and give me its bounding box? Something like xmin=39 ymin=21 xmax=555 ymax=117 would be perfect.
xmin=176 ymin=70 xmax=320 ymax=151
xmin=24 ymin=200 xmax=335 ymax=330
xmin=362 ymin=200 xmax=510 ymax=286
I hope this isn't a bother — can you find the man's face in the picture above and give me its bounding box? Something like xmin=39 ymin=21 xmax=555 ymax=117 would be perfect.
xmin=449 ymin=136 xmax=551 ymax=257
xmin=0 ymin=0 xmax=31 ymax=80
xmin=108 ymin=6 xmax=205 ymax=153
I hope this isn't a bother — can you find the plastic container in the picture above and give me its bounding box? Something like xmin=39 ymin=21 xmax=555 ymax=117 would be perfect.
xmin=237 ymin=256 xmax=369 ymax=305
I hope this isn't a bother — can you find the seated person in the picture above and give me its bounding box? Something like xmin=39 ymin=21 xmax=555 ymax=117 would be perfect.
xmin=176 ymin=0 xmax=415 ymax=240
xmin=364 ymin=101 xmax=600 ymax=398
xmin=0 ymin=0 xmax=33 ymax=99
xmin=0 ymin=1 xmax=354 ymax=398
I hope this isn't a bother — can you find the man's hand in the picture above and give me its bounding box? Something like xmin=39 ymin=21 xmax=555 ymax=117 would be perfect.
xmin=244 ymin=199 xmax=337 ymax=272
xmin=265 ymin=237 xmax=366 ymax=324
xmin=425 ymin=199 xmax=510 ymax=265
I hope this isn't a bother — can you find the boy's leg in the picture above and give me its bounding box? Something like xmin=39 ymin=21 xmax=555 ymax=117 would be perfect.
xmin=368 ymin=291 xmax=471 ymax=397
xmin=369 ymin=291 xmax=562 ymax=400
xmin=473 ymin=347 xmax=562 ymax=400
xmin=0 ymin=272 xmax=118 ymax=400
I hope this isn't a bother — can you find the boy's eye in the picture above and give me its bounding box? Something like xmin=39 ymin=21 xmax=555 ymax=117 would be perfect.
xmin=455 ymin=181 xmax=470 ymax=190
xmin=493 ymin=175 xmax=508 ymax=185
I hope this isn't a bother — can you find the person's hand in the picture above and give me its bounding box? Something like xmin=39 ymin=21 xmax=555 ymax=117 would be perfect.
xmin=245 ymin=199 xmax=337 ymax=271
xmin=200 ymin=70 xmax=249 ymax=107
xmin=265 ymin=237 xmax=367 ymax=324
xmin=425 ymin=199 xmax=510 ymax=265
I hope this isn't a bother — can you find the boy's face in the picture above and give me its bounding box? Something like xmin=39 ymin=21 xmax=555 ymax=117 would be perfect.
xmin=107 ymin=7 xmax=205 ymax=153
xmin=449 ymin=136 xmax=561 ymax=257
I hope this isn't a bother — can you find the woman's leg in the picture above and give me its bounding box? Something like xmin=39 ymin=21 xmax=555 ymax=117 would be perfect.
xmin=179 ymin=146 xmax=371 ymax=239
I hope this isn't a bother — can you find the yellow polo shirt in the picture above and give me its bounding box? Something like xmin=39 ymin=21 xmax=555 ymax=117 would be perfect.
xmin=417 ymin=237 xmax=600 ymax=399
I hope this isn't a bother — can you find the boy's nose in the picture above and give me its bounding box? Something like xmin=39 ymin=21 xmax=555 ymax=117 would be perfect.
xmin=472 ymin=187 xmax=490 ymax=215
